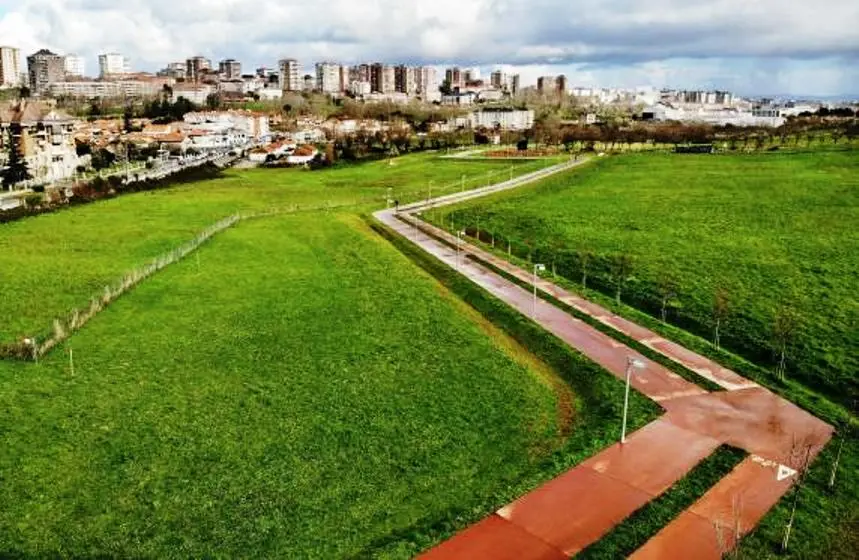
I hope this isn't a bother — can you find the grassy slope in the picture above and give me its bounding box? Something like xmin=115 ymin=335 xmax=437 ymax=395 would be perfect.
xmin=437 ymin=152 xmax=859 ymax=402
xmin=0 ymin=212 xmax=563 ymax=558
xmin=0 ymin=153 xmax=547 ymax=344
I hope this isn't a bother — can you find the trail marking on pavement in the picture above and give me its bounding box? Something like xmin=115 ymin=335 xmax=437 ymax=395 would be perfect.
xmin=777 ymin=465 xmax=797 ymax=482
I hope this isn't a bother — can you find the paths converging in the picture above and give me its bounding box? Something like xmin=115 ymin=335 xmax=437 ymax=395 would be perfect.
xmin=373 ymin=160 xmax=833 ymax=559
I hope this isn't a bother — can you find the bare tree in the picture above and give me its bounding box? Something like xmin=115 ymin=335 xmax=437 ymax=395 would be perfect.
xmin=782 ymin=435 xmax=817 ymax=553
xmin=773 ymin=306 xmax=799 ymax=381
xmin=577 ymin=249 xmax=594 ymax=290
xmin=611 ymin=254 xmax=634 ymax=304
xmin=829 ymin=415 xmax=852 ymax=488
xmin=713 ymin=287 xmax=731 ymax=349
xmin=657 ymin=274 xmax=679 ymax=324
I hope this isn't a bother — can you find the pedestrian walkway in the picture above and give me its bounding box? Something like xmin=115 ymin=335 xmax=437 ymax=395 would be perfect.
xmin=372 ymin=160 xmax=832 ymax=559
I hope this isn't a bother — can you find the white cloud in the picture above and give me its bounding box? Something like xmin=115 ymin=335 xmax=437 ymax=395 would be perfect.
xmin=0 ymin=0 xmax=856 ymax=95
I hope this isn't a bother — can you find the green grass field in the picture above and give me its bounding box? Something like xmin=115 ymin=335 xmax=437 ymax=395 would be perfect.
xmin=435 ymin=151 xmax=859 ymax=403
xmin=0 ymin=153 xmax=548 ymax=346
xmin=0 ymin=212 xmax=566 ymax=557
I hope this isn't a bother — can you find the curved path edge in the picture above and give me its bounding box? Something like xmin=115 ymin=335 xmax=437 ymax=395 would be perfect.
xmin=372 ymin=160 xmax=832 ymax=559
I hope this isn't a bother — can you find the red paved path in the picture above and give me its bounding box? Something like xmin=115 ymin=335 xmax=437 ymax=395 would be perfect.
xmin=373 ymin=161 xmax=832 ymax=559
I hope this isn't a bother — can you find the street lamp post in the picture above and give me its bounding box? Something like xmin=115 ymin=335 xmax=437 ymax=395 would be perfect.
xmin=457 ymin=230 xmax=466 ymax=270
xmin=621 ymin=357 xmax=647 ymax=444
xmin=532 ymin=264 xmax=546 ymax=317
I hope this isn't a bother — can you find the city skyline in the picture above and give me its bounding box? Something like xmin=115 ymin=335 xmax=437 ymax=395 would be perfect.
xmin=0 ymin=0 xmax=857 ymax=97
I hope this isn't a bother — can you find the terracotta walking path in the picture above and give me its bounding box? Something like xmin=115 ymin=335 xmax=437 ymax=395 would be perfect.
xmin=373 ymin=160 xmax=833 ymax=559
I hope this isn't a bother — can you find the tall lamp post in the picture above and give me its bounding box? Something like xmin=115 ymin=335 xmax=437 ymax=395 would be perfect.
xmin=621 ymin=357 xmax=647 ymax=444
xmin=456 ymin=230 xmax=466 ymax=270
xmin=532 ymin=264 xmax=546 ymax=317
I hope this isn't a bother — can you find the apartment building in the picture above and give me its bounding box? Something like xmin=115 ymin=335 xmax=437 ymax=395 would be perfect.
xmin=394 ymin=65 xmax=416 ymax=95
xmin=63 ymin=54 xmax=86 ymax=78
xmin=219 ymin=59 xmax=242 ymax=80
xmin=370 ymin=63 xmax=395 ymax=94
xmin=445 ymin=67 xmax=464 ymax=89
xmin=186 ymin=56 xmax=212 ymax=83
xmin=315 ymin=62 xmax=342 ymax=94
xmin=99 ymin=53 xmax=131 ymax=78
xmin=415 ymin=66 xmax=439 ymax=101
xmin=470 ymin=108 xmax=535 ymax=131
xmin=158 ymin=62 xmax=187 ymax=81
xmin=0 ymin=46 xmax=21 ymax=88
xmin=0 ymin=100 xmax=81 ymax=188
xmin=27 ymin=49 xmax=65 ymax=95
xmin=50 ymin=77 xmax=175 ymax=99
xmin=279 ymin=58 xmax=302 ymax=92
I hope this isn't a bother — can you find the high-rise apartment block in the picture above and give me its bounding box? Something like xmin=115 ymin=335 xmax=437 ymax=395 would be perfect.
xmin=186 ymin=56 xmax=212 ymax=83
xmin=0 ymin=46 xmax=21 ymax=88
xmin=99 ymin=53 xmax=131 ymax=78
xmin=279 ymin=58 xmax=302 ymax=92
xmin=445 ymin=67 xmax=464 ymax=90
xmin=490 ymin=70 xmax=505 ymax=90
xmin=394 ymin=65 xmax=416 ymax=95
xmin=27 ymin=49 xmax=65 ymax=95
xmin=370 ymin=63 xmax=395 ymax=94
xmin=538 ymin=75 xmax=567 ymax=96
xmin=64 ymin=54 xmax=86 ymax=78
xmin=218 ymin=59 xmax=242 ymax=80
xmin=315 ymin=62 xmax=342 ymax=94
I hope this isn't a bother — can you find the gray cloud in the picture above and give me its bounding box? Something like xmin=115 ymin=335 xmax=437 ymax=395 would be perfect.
xmin=0 ymin=0 xmax=856 ymax=94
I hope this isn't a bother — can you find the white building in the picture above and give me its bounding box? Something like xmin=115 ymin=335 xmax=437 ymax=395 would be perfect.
xmin=349 ymin=81 xmax=372 ymax=97
xmin=470 ymin=109 xmax=535 ymax=130
xmin=315 ymin=62 xmax=342 ymax=94
xmin=416 ymin=66 xmax=440 ymax=102
xmin=184 ymin=111 xmax=270 ymax=143
xmin=50 ymin=78 xmax=174 ymax=98
xmin=64 ymin=54 xmax=86 ymax=78
xmin=0 ymin=101 xmax=81 ymax=189
xmin=0 ymin=46 xmax=22 ymax=88
xmin=642 ymin=103 xmax=786 ymax=127
xmin=279 ymin=58 xmax=302 ymax=92
xmin=98 ymin=53 xmax=131 ymax=78
xmin=171 ymin=84 xmax=215 ymax=105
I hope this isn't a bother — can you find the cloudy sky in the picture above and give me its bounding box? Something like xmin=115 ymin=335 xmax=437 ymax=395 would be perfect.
xmin=1 ymin=0 xmax=857 ymax=96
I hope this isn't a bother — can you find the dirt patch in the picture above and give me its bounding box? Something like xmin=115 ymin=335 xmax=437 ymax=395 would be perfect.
xmin=483 ymin=149 xmax=561 ymax=158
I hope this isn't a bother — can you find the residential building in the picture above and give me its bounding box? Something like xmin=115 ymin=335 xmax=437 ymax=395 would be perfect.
xmin=64 ymin=54 xmax=85 ymax=78
xmin=349 ymin=81 xmax=371 ymax=97
xmin=415 ymin=66 xmax=440 ymax=101
xmin=315 ymin=62 xmax=342 ymax=94
xmin=184 ymin=110 xmax=270 ymax=143
xmin=302 ymin=74 xmax=314 ymax=91
xmin=186 ymin=56 xmax=212 ymax=83
xmin=0 ymin=100 xmax=81 ymax=189
xmin=394 ymin=65 xmax=417 ymax=95
xmin=510 ymin=74 xmax=520 ymax=95
xmin=445 ymin=67 xmax=464 ymax=89
xmin=369 ymin=63 xmax=395 ymax=94
xmin=218 ymin=59 xmax=242 ymax=80
xmin=0 ymin=46 xmax=21 ymax=88
xmin=279 ymin=58 xmax=302 ymax=92
xmin=464 ymin=68 xmax=480 ymax=84
xmin=171 ymin=83 xmax=215 ymax=105
xmin=99 ymin=52 xmax=131 ymax=78
xmin=27 ymin=49 xmax=65 ymax=95
xmin=490 ymin=70 xmax=505 ymax=90
xmin=470 ymin=108 xmax=535 ymax=130
xmin=50 ymin=77 xmax=176 ymax=99
xmin=556 ymin=75 xmax=568 ymax=95
xmin=158 ymin=62 xmax=187 ymax=81
xmin=642 ymin=103 xmax=785 ymax=127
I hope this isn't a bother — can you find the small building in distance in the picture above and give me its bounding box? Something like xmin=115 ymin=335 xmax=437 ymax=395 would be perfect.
xmin=470 ymin=108 xmax=535 ymax=131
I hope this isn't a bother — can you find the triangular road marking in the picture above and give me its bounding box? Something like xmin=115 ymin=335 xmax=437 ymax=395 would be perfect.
xmin=777 ymin=464 xmax=798 ymax=482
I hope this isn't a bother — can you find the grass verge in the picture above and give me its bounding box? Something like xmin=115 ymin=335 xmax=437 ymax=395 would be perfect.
xmin=367 ymin=217 xmax=662 ymax=558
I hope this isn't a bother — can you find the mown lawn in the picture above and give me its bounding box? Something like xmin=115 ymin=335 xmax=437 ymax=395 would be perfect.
xmin=436 ymin=151 xmax=859 ymax=403
xmin=0 ymin=153 xmax=548 ymax=345
xmin=0 ymin=212 xmax=565 ymax=558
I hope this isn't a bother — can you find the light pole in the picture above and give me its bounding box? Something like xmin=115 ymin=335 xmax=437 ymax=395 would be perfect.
xmin=457 ymin=230 xmax=466 ymax=270
xmin=532 ymin=264 xmax=546 ymax=317
xmin=621 ymin=357 xmax=647 ymax=444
